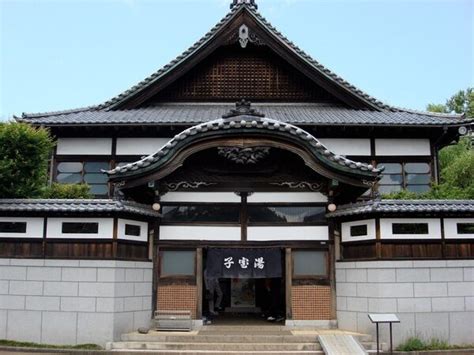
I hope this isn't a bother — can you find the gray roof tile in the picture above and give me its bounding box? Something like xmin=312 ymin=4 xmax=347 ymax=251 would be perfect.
xmin=327 ymin=199 xmax=474 ymax=218
xmin=0 ymin=199 xmax=159 ymax=217
xmin=19 ymin=104 xmax=471 ymax=127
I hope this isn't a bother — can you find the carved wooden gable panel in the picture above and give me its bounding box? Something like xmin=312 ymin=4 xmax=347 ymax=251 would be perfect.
xmin=144 ymin=44 xmax=343 ymax=103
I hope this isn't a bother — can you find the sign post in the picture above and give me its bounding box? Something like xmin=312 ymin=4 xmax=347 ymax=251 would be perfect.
xmin=368 ymin=313 xmax=400 ymax=355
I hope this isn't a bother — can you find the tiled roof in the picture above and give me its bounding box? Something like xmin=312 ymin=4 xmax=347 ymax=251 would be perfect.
xmin=18 ymin=104 xmax=471 ymax=127
xmin=327 ymin=199 xmax=474 ymax=218
xmin=18 ymin=3 xmax=468 ymax=127
xmin=0 ymin=199 xmax=159 ymax=217
xmin=106 ymin=115 xmax=382 ymax=180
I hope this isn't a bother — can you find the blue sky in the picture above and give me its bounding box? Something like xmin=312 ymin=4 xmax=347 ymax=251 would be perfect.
xmin=0 ymin=0 xmax=472 ymax=119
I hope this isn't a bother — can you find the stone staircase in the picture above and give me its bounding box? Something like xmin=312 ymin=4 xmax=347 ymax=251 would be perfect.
xmin=107 ymin=326 xmax=380 ymax=354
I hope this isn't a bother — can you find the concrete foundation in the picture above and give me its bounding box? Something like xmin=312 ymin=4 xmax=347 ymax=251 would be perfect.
xmin=0 ymin=259 xmax=153 ymax=346
xmin=336 ymin=260 xmax=474 ymax=346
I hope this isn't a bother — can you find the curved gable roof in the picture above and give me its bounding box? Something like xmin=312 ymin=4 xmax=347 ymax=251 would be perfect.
xmin=105 ymin=113 xmax=382 ymax=188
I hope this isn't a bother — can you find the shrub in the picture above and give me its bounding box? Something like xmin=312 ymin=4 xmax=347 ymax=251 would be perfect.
xmin=0 ymin=122 xmax=55 ymax=198
xmin=42 ymin=183 xmax=92 ymax=199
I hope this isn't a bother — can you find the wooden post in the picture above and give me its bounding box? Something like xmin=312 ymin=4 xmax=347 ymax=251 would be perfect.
xmin=151 ymin=218 xmax=160 ymax=316
xmin=112 ymin=217 xmax=118 ymax=259
xmin=375 ymin=218 xmax=382 ymax=259
xmin=329 ymin=221 xmax=337 ymax=320
xmin=196 ymin=248 xmax=203 ymax=319
xmin=285 ymin=248 xmax=292 ymax=320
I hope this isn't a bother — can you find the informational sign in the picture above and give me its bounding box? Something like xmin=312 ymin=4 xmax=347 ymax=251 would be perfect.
xmin=206 ymin=248 xmax=282 ymax=278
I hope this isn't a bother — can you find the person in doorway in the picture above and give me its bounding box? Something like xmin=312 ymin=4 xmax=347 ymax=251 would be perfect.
xmin=204 ymin=268 xmax=223 ymax=316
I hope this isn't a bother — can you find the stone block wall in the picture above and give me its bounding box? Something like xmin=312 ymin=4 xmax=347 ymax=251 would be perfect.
xmin=0 ymin=259 xmax=153 ymax=346
xmin=292 ymin=285 xmax=331 ymax=320
xmin=336 ymin=260 xmax=474 ymax=346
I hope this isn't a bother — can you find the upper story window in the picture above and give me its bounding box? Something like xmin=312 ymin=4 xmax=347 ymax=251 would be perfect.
xmin=161 ymin=205 xmax=241 ymax=224
xmin=247 ymin=205 xmax=326 ymax=225
xmin=377 ymin=162 xmax=431 ymax=194
xmin=56 ymin=161 xmax=110 ymax=197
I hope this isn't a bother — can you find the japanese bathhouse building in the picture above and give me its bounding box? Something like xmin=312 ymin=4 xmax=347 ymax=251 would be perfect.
xmin=1 ymin=0 xmax=473 ymax=347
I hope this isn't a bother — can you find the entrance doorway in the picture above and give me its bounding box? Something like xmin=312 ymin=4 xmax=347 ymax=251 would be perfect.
xmin=202 ymin=247 xmax=286 ymax=324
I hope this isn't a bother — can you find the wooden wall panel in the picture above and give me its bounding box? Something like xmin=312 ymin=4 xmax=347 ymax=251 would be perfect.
xmin=0 ymin=240 xmax=43 ymax=258
xmin=148 ymin=45 xmax=341 ymax=103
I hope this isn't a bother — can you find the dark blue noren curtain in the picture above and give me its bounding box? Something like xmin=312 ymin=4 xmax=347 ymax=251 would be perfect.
xmin=205 ymin=248 xmax=282 ymax=278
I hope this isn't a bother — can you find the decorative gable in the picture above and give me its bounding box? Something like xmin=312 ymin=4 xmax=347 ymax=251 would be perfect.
xmin=142 ymin=44 xmax=343 ymax=104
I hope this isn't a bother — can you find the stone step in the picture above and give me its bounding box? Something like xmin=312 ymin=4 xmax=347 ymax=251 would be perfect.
xmin=109 ymin=351 xmax=323 ymax=354
xmin=121 ymin=333 xmax=318 ymax=343
xmin=107 ymin=342 xmax=322 ymax=351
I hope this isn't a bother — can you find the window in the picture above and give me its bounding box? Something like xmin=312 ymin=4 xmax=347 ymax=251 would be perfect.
xmin=56 ymin=161 xmax=109 ymax=196
xmin=248 ymin=206 xmax=326 ymax=224
xmin=457 ymin=223 xmax=474 ymax=234
xmin=160 ymin=250 xmax=195 ymax=276
xmin=293 ymin=251 xmax=327 ymax=276
xmin=125 ymin=224 xmax=141 ymax=236
xmin=350 ymin=225 xmax=368 ymax=237
xmin=377 ymin=162 xmax=431 ymax=194
xmin=62 ymin=222 xmax=99 ymax=234
xmin=0 ymin=222 xmax=27 ymax=233
xmin=162 ymin=205 xmax=240 ymax=223
xmin=392 ymin=223 xmax=429 ymax=235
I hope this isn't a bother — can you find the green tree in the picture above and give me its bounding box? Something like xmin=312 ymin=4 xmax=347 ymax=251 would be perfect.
xmin=0 ymin=122 xmax=55 ymax=198
xmin=427 ymin=87 xmax=473 ymax=116
xmin=0 ymin=121 xmax=92 ymax=199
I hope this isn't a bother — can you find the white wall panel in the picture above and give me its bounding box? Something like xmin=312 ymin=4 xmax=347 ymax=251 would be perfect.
xmin=375 ymin=139 xmax=431 ymax=156
xmin=318 ymin=139 xmax=371 ymax=156
xmin=247 ymin=192 xmax=327 ymax=203
xmin=56 ymin=138 xmax=112 ymax=155
xmin=341 ymin=219 xmax=376 ymax=242
xmin=117 ymin=218 xmax=149 ymax=242
xmin=444 ymin=218 xmax=474 ymax=239
xmin=160 ymin=192 xmax=241 ymax=203
xmin=0 ymin=217 xmax=44 ymax=239
xmin=159 ymin=226 xmax=241 ymax=241
xmin=116 ymin=138 xmax=172 ymax=156
xmin=47 ymin=218 xmax=113 ymax=239
xmin=247 ymin=226 xmax=328 ymax=241
xmin=380 ymin=218 xmax=441 ymax=240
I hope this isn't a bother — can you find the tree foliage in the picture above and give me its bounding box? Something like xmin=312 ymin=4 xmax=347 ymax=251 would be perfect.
xmin=427 ymin=87 xmax=474 ymax=117
xmin=0 ymin=122 xmax=55 ymax=198
xmin=0 ymin=121 xmax=92 ymax=199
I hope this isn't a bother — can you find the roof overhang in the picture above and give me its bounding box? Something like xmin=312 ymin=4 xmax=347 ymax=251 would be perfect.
xmin=106 ymin=114 xmax=382 ymax=191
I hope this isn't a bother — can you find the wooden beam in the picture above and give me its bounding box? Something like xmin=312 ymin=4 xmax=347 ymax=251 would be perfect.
xmin=196 ymin=248 xmax=203 ymax=319
xmin=285 ymin=248 xmax=292 ymax=320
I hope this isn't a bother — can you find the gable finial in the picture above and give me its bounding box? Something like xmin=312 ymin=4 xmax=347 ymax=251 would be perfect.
xmin=230 ymin=0 xmax=258 ymax=10
xmin=222 ymin=99 xmax=265 ymax=119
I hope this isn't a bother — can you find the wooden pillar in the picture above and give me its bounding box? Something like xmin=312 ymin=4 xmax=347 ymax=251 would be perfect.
xmin=329 ymin=221 xmax=337 ymax=320
xmin=440 ymin=218 xmax=446 ymax=258
xmin=375 ymin=218 xmax=382 ymax=259
xmin=112 ymin=217 xmax=118 ymax=259
xmin=42 ymin=217 xmax=48 ymax=258
xmin=151 ymin=218 xmax=160 ymax=316
xmin=196 ymin=248 xmax=203 ymax=319
xmin=285 ymin=248 xmax=292 ymax=320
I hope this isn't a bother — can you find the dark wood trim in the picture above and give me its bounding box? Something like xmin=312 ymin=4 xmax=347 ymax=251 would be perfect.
xmin=285 ymin=247 xmax=292 ymax=320
xmin=112 ymin=217 xmax=118 ymax=259
xmin=241 ymin=193 xmax=248 ymax=241
xmin=375 ymin=218 xmax=382 ymax=259
xmin=196 ymin=247 xmax=203 ymax=319
xmin=42 ymin=217 xmax=48 ymax=258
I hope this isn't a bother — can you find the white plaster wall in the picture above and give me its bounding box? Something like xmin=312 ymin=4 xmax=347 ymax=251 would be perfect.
xmin=247 ymin=226 xmax=328 ymax=241
xmin=336 ymin=260 xmax=474 ymax=346
xmin=0 ymin=259 xmax=153 ymax=346
xmin=318 ymin=139 xmax=371 ymax=156
xmin=247 ymin=192 xmax=327 ymax=203
xmin=161 ymin=192 xmax=241 ymax=203
xmin=159 ymin=226 xmax=241 ymax=241
xmin=117 ymin=219 xmax=149 ymax=242
xmin=375 ymin=139 xmax=431 ymax=156
xmin=0 ymin=217 xmax=44 ymax=239
xmin=341 ymin=219 xmax=376 ymax=242
xmin=47 ymin=218 xmax=114 ymax=239
xmin=116 ymin=138 xmax=171 ymax=156
xmin=380 ymin=218 xmax=441 ymax=240
xmin=444 ymin=218 xmax=474 ymax=240
xmin=56 ymin=138 xmax=112 ymax=155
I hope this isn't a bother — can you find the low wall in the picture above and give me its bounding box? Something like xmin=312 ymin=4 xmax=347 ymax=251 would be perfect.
xmin=336 ymin=260 xmax=474 ymax=346
xmin=0 ymin=259 xmax=153 ymax=346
